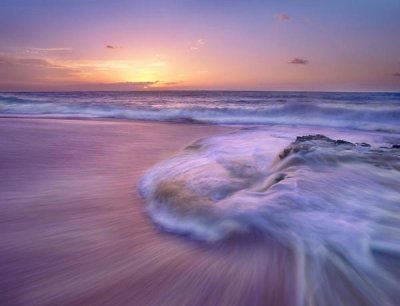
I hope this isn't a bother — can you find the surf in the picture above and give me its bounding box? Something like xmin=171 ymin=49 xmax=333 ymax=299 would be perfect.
xmin=139 ymin=129 xmax=400 ymax=306
xmin=1 ymin=91 xmax=400 ymax=132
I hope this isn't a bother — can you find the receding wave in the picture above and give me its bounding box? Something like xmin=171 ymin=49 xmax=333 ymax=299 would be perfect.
xmin=139 ymin=130 xmax=400 ymax=305
xmin=1 ymin=92 xmax=400 ymax=132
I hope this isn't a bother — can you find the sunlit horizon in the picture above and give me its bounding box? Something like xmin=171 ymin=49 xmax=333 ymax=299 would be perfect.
xmin=1 ymin=0 xmax=399 ymax=92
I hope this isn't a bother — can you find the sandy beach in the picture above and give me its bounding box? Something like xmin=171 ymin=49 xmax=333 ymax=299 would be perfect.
xmin=1 ymin=0 xmax=399 ymax=304
xmin=0 ymin=118 xmax=294 ymax=306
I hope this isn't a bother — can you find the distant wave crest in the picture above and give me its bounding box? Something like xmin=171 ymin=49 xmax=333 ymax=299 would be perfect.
xmin=1 ymin=91 xmax=400 ymax=132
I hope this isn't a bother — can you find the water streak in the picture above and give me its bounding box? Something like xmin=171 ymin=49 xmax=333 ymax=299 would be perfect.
xmin=139 ymin=130 xmax=400 ymax=305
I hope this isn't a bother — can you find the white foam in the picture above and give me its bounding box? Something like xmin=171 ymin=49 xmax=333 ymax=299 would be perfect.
xmin=139 ymin=128 xmax=400 ymax=305
xmin=1 ymin=92 xmax=400 ymax=132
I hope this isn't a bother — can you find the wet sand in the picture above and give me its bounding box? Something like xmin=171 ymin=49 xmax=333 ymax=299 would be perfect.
xmin=0 ymin=118 xmax=294 ymax=306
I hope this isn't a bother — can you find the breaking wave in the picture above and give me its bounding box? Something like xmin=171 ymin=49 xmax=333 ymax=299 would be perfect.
xmin=1 ymin=91 xmax=400 ymax=132
xmin=139 ymin=130 xmax=400 ymax=305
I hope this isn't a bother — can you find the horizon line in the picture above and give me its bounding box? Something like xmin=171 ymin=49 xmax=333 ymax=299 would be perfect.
xmin=1 ymin=89 xmax=399 ymax=94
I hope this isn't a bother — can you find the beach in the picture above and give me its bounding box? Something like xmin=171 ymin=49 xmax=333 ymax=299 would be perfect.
xmin=0 ymin=118 xmax=295 ymax=306
xmin=1 ymin=0 xmax=399 ymax=304
xmin=1 ymin=91 xmax=399 ymax=305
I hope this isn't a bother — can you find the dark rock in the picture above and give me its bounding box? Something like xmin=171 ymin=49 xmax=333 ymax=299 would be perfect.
xmin=274 ymin=173 xmax=286 ymax=183
xmin=277 ymin=135 xmax=400 ymax=170
xmin=169 ymin=117 xmax=205 ymax=124
xmin=295 ymin=134 xmax=355 ymax=146
xmin=335 ymin=139 xmax=354 ymax=146
xmin=295 ymin=134 xmax=334 ymax=143
xmin=279 ymin=147 xmax=293 ymax=160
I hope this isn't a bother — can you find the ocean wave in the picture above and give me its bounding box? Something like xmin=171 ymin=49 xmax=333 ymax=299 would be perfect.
xmin=139 ymin=130 xmax=400 ymax=305
xmin=1 ymin=92 xmax=400 ymax=132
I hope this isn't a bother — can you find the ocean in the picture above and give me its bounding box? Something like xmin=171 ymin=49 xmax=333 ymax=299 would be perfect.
xmin=1 ymin=91 xmax=399 ymax=305
xmin=1 ymin=91 xmax=400 ymax=132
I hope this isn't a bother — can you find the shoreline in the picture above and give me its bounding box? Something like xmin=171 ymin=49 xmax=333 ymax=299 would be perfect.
xmin=1 ymin=114 xmax=400 ymax=139
xmin=0 ymin=118 xmax=294 ymax=305
xmin=1 ymin=117 xmax=399 ymax=305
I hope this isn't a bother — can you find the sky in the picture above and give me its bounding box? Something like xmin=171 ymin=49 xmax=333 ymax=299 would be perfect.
xmin=0 ymin=0 xmax=399 ymax=92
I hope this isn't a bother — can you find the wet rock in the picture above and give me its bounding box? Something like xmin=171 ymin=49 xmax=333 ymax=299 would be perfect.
xmin=279 ymin=135 xmax=399 ymax=164
xmin=295 ymin=134 xmax=333 ymax=143
xmin=279 ymin=147 xmax=293 ymax=160
xmin=295 ymin=135 xmax=355 ymax=147
xmin=357 ymin=142 xmax=371 ymax=147
xmin=335 ymin=139 xmax=354 ymax=146
xmin=279 ymin=144 xmax=311 ymax=160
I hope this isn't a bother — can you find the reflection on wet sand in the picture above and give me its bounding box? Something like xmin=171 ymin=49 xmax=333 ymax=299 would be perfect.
xmin=1 ymin=118 xmax=399 ymax=306
xmin=0 ymin=119 xmax=293 ymax=306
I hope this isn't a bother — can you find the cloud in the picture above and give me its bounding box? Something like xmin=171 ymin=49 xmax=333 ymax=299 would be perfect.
xmin=190 ymin=39 xmax=206 ymax=51
xmin=393 ymin=73 xmax=400 ymax=77
xmin=24 ymin=47 xmax=72 ymax=55
xmin=30 ymin=48 xmax=71 ymax=52
xmin=18 ymin=58 xmax=61 ymax=67
xmin=276 ymin=14 xmax=290 ymax=22
xmin=59 ymin=81 xmax=159 ymax=91
xmin=0 ymin=55 xmax=69 ymax=69
xmin=106 ymin=45 xmax=122 ymax=49
xmin=0 ymin=55 xmax=78 ymax=91
xmin=289 ymin=58 xmax=309 ymax=65
xmin=0 ymin=55 xmax=171 ymax=91
xmin=162 ymin=81 xmax=183 ymax=86
xmin=0 ymin=56 xmax=159 ymax=91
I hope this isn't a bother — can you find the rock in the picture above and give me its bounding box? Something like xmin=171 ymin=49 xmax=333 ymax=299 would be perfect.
xmin=335 ymin=139 xmax=354 ymax=146
xmin=294 ymin=135 xmax=355 ymax=147
xmin=295 ymin=134 xmax=333 ymax=143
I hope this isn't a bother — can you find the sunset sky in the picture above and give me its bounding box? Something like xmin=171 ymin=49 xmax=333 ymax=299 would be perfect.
xmin=1 ymin=0 xmax=399 ymax=92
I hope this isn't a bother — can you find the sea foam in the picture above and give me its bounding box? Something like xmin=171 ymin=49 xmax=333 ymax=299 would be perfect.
xmin=139 ymin=129 xmax=400 ymax=306
xmin=1 ymin=91 xmax=400 ymax=132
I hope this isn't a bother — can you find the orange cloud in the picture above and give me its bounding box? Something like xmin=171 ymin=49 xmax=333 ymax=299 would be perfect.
xmin=105 ymin=45 xmax=122 ymax=49
xmin=276 ymin=14 xmax=290 ymax=22
xmin=289 ymin=58 xmax=308 ymax=65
